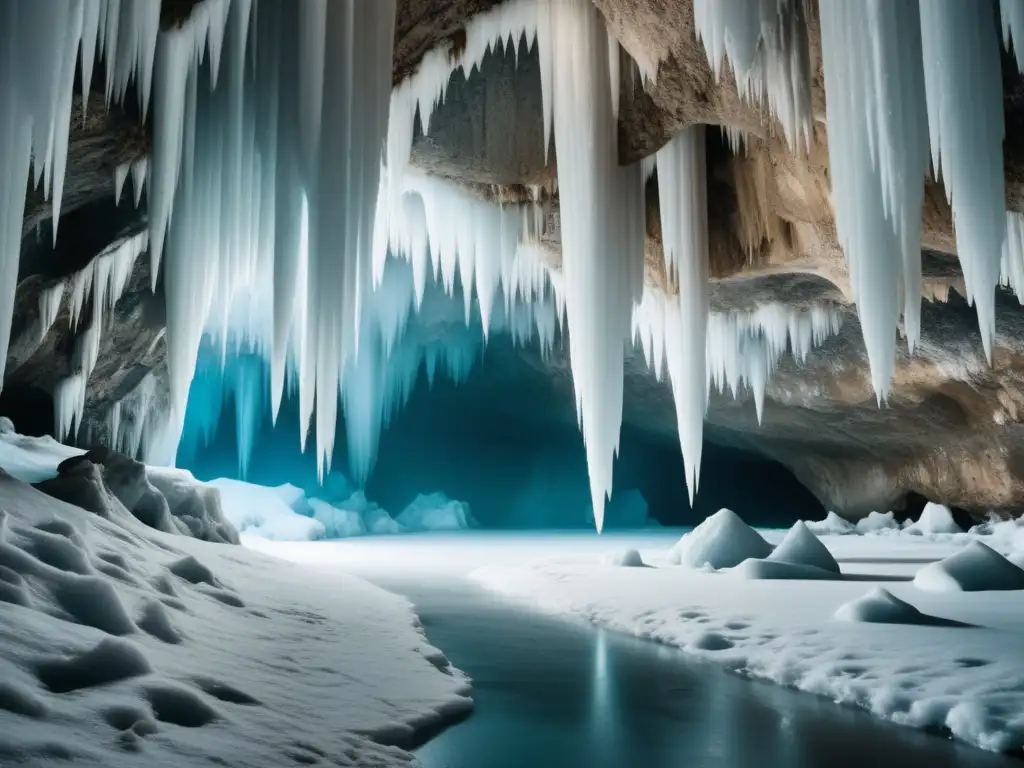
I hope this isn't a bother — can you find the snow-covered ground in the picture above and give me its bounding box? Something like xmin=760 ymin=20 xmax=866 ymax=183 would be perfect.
xmin=0 ymin=434 xmax=471 ymax=767
xmin=467 ymin=520 xmax=1024 ymax=755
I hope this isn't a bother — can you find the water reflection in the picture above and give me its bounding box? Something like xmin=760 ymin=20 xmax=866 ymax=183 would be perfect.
xmin=370 ymin=579 xmax=1015 ymax=768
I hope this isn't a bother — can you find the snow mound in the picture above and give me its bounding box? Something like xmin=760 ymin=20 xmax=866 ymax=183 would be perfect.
xmin=602 ymin=549 xmax=645 ymax=567
xmin=855 ymin=511 xmax=900 ymax=534
xmin=0 ymin=463 xmax=470 ymax=766
xmin=834 ymin=588 xmax=958 ymax=626
xmin=669 ymin=509 xmax=771 ymax=569
xmin=731 ymin=558 xmax=840 ymax=581
xmin=905 ymin=502 xmax=963 ymax=535
xmin=146 ymin=468 xmax=238 ymax=544
xmin=396 ymin=493 xmax=478 ymax=532
xmin=210 ymin=478 xmax=323 ymax=541
xmin=767 ymin=521 xmax=841 ymax=573
xmin=804 ymin=511 xmax=856 ymax=536
xmin=913 ymin=541 xmax=1024 ymax=593
xmin=1010 ymin=551 xmax=1024 ymax=570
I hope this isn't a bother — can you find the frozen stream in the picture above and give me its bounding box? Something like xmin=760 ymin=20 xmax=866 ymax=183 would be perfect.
xmin=362 ymin=576 xmax=1018 ymax=768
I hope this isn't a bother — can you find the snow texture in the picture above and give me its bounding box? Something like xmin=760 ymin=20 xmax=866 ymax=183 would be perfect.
xmin=905 ymin=503 xmax=963 ymax=535
xmin=0 ymin=455 xmax=470 ymax=766
xmin=913 ymin=541 xmax=1024 ymax=593
xmin=668 ymin=508 xmax=772 ymax=569
xmin=472 ymin=528 xmax=1024 ymax=754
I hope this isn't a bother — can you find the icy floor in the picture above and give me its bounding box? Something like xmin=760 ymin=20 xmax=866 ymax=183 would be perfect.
xmin=0 ymin=473 xmax=470 ymax=767
xmin=455 ymin=529 xmax=1024 ymax=755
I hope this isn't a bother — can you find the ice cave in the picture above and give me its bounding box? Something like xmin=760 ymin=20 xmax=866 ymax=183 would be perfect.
xmin=2 ymin=0 xmax=1024 ymax=766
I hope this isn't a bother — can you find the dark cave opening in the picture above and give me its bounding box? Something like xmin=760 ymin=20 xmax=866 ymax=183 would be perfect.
xmin=180 ymin=338 xmax=827 ymax=530
xmin=0 ymin=383 xmax=55 ymax=438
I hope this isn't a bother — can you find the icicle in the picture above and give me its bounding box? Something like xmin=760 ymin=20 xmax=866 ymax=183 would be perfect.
xmin=114 ymin=161 xmax=130 ymax=205
xmin=818 ymin=0 xmax=929 ymax=401
xmin=54 ymin=373 xmax=87 ymax=443
xmin=920 ymin=1 xmax=1006 ymax=364
xmin=36 ymin=281 xmax=64 ymax=342
xmin=131 ymin=157 xmax=147 ymax=207
xmin=1002 ymin=0 xmax=1024 ymax=72
xmin=692 ymin=0 xmax=813 ymax=152
xmin=655 ymin=126 xmax=710 ymax=504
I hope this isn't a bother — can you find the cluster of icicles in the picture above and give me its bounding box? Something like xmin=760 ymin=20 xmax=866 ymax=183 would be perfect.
xmin=2 ymin=0 xmax=1023 ymax=532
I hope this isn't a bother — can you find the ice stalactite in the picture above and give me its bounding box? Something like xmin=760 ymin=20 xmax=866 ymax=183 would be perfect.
xmin=38 ymin=282 xmax=65 ymax=341
xmin=1002 ymin=0 xmax=1024 ymax=72
xmin=652 ymin=126 xmax=710 ymax=504
xmin=1003 ymin=212 xmax=1024 ymax=301
xmin=545 ymin=0 xmax=645 ymax=533
xmin=692 ymin=0 xmax=813 ymax=152
xmin=920 ymin=1 xmax=1006 ymax=364
xmin=54 ymin=229 xmax=147 ymax=441
xmin=634 ymin=292 xmax=843 ymax=429
xmin=818 ymin=0 xmax=929 ymax=402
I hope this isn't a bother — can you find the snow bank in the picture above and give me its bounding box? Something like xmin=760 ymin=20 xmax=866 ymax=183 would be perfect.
xmin=396 ymin=493 xmax=478 ymax=532
xmin=834 ymin=587 xmax=956 ymax=625
xmin=768 ymin=521 xmax=841 ymax=573
xmin=210 ymin=478 xmax=324 ymax=541
xmin=913 ymin=541 xmax=1024 ymax=593
xmin=905 ymin=503 xmax=963 ymax=535
xmin=668 ymin=509 xmax=771 ymax=569
xmin=601 ymin=548 xmax=645 ymax=567
xmin=804 ymin=511 xmax=856 ymax=536
xmin=0 ymin=471 xmax=471 ymax=766
xmin=310 ymin=496 xmax=368 ymax=538
xmin=472 ymin=533 xmax=1024 ymax=754
xmin=0 ymin=428 xmax=84 ymax=483
xmin=855 ymin=510 xmax=900 ymax=534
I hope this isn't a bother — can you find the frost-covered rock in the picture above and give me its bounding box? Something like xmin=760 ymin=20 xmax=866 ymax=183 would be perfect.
xmin=905 ymin=502 xmax=963 ymax=535
xmin=602 ymin=548 xmax=645 ymax=567
xmin=668 ymin=509 xmax=771 ymax=569
xmin=89 ymin=449 xmax=178 ymax=534
xmin=396 ymin=493 xmax=478 ymax=532
xmin=767 ymin=521 xmax=841 ymax=573
xmin=211 ymin=478 xmax=324 ymax=541
xmin=835 ymin=588 xmax=949 ymax=625
xmin=147 ymin=468 xmax=239 ymax=545
xmin=913 ymin=542 xmax=1024 ymax=593
xmin=804 ymin=511 xmax=856 ymax=536
xmin=855 ymin=511 xmax=899 ymax=534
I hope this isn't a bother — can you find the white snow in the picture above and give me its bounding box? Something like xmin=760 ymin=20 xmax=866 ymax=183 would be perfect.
xmin=855 ymin=510 xmax=901 ymax=534
xmin=396 ymin=493 xmax=479 ymax=533
xmin=668 ymin=508 xmax=772 ymax=569
xmin=0 ymin=469 xmax=470 ymax=767
xmin=470 ymin=529 xmax=1024 ymax=754
xmin=601 ymin=548 xmax=645 ymax=568
xmin=209 ymin=478 xmax=325 ymax=542
xmin=805 ymin=511 xmax=856 ymax=536
xmin=906 ymin=502 xmax=963 ymax=535
xmin=913 ymin=541 xmax=1024 ymax=593
xmin=767 ymin=521 xmax=840 ymax=573
xmin=0 ymin=429 xmax=84 ymax=484
xmin=834 ymin=587 xmax=958 ymax=626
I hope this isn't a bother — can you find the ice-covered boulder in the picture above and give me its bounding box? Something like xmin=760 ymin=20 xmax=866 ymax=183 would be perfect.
xmin=668 ymin=509 xmax=771 ymax=569
xmin=855 ymin=511 xmax=899 ymax=534
xmin=767 ymin=521 xmax=841 ymax=573
xmin=913 ymin=542 xmax=1024 ymax=593
xmin=396 ymin=493 xmax=478 ymax=532
xmin=602 ymin=548 xmax=645 ymax=567
xmin=804 ymin=511 xmax=856 ymax=536
xmin=310 ymin=497 xmax=367 ymax=538
xmin=363 ymin=507 xmax=405 ymax=535
xmin=271 ymin=483 xmax=313 ymax=516
xmin=211 ymin=478 xmax=324 ymax=541
xmin=835 ymin=588 xmax=953 ymax=625
xmin=34 ymin=454 xmax=135 ymax=524
xmin=905 ymin=502 xmax=963 ymax=535
xmin=147 ymin=468 xmax=239 ymax=545
xmin=88 ymin=449 xmax=177 ymax=534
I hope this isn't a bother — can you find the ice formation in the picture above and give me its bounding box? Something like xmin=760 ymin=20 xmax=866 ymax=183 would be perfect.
xmin=818 ymin=1 xmax=929 ymax=399
xmin=919 ymin=1 xmax=1006 ymax=364
xmin=692 ymin=0 xmax=813 ymax=152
